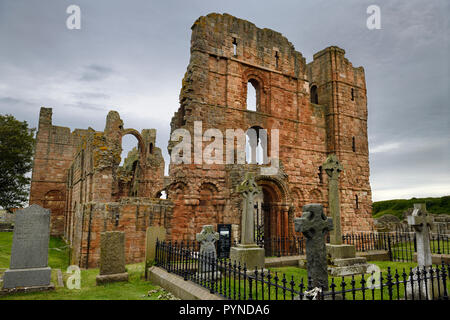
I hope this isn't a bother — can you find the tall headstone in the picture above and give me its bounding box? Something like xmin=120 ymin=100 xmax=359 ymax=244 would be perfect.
xmin=406 ymin=203 xmax=440 ymax=299
xmin=96 ymin=231 xmax=129 ymax=285
xmin=295 ymin=204 xmax=333 ymax=290
xmin=2 ymin=205 xmax=53 ymax=290
xmin=323 ymin=154 xmax=370 ymax=276
xmin=322 ymin=154 xmax=343 ymax=245
xmin=229 ymin=173 xmax=265 ymax=270
xmin=407 ymin=203 xmax=433 ymax=268
xmin=196 ymin=225 xmax=219 ymax=275
xmin=144 ymin=226 xmax=166 ymax=279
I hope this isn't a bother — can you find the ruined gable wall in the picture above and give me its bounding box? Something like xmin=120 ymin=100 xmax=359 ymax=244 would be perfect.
xmin=29 ymin=108 xmax=89 ymax=236
xmin=168 ymin=13 xmax=333 ymax=240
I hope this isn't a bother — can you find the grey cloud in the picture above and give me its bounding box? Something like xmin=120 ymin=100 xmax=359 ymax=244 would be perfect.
xmin=79 ymin=64 xmax=114 ymax=82
xmin=0 ymin=0 xmax=448 ymax=201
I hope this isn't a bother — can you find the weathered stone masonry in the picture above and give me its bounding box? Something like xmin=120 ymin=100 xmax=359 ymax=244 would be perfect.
xmin=29 ymin=13 xmax=374 ymax=268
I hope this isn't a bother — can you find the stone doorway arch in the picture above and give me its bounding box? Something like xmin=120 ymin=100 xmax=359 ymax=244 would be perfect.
xmin=255 ymin=176 xmax=291 ymax=254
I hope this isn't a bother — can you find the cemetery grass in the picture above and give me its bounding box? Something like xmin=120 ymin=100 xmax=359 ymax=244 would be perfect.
xmin=213 ymin=261 xmax=450 ymax=300
xmin=0 ymin=232 xmax=169 ymax=300
xmin=392 ymin=240 xmax=449 ymax=257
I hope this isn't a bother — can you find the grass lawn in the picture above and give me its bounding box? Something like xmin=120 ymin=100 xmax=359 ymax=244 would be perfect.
xmin=0 ymin=232 xmax=173 ymax=300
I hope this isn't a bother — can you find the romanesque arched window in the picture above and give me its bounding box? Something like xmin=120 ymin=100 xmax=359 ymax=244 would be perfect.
xmin=247 ymin=79 xmax=259 ymax=111
xmin=246 ymin=126 xmax=268 ymax=165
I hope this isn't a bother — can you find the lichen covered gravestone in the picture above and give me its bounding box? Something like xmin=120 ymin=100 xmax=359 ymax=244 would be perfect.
xmin=196 ymin=225 xmax=220 ymax=278
xmin=406 ymin=203 xmax=442 ymax=299
xmin=323 ymin=154 xmax=370 ymax=276
xmin=95 ymin=231 xmax=128 ymax=285
xmin=2 ymin=205 xmax=53 ymax=290
xmin=295 ymin=204 xmax=333 ymax=291
xmin=229 ymin=173 xmax=265 ymax=270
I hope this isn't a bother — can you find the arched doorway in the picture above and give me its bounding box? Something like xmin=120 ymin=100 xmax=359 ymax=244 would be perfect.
xmin=255 ymin=178 xmax=291 ymax=255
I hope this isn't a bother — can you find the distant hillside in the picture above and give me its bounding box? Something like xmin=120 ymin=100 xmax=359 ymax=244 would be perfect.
xmin=372 ymin=196 xmax=450 ymax=219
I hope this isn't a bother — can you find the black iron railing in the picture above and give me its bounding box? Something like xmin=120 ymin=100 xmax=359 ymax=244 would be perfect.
xmin=154 ymin=240 xmax=450 ymax=300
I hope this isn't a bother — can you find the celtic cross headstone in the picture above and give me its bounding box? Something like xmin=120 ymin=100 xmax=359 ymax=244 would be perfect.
xmin=295 ymin=204 xmax=333 ymax=290
xmin=323 ymin=154 xmax=343 ymax=245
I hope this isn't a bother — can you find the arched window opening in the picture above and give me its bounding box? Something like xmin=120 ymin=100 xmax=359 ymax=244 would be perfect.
xmin=310 ymin=85 xmax=318 ymax=104
xmin=352 ymin=136 xmax=356 ymax=152
xmin=120 ymin=134 xmax=139 ymax=167
xmin=158 ymin=190 xmax=167 ymax=199
xmin=351 ymin=88 xmax=355 ymax=101
xmin=232 ymin=38 xmax=237 ymax=56
xmin=247 ymin=80 xmax=259 ymax=111
xmin=149 ymin=142 xmax=154 ymax=154
xmin=245 ymin=126 xmax=268 ymax=165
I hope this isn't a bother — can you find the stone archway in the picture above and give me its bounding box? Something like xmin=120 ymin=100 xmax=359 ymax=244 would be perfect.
xmin=255 ymin=177 xmax=291 ymax=254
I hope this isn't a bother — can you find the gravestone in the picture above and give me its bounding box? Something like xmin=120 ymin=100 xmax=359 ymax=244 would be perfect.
xmin=406 ymin=203 xmax=441 ymax=299
xmin=323 ymin=154 xmax=370 ymax=276
xmin=217 ymin=224 xmax=232 ymax=259
xmin=229 ymin=173 xmax=265 ymax=270
xmin=322 ymin=154 xmax=343 ymax=245
xmin=196 ymin=225 xmax=220 ymax=278
xmin=144 ymin=226 xmax=166 ymax=279
xmin=95 ymin=231 xmax=128 ymax=285
xmin=2 ymin=205 xmax=53 ymax=291
xmin=295 ymin=204 xmax=333 ymax=291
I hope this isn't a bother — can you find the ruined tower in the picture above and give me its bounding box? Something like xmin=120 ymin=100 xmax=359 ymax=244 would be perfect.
xmin=167 ymin=13 xmax=373 ymax=241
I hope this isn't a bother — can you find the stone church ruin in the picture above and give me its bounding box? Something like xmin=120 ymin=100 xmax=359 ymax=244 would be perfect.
xmin=29 ymin=13 xmax=374 ymax=268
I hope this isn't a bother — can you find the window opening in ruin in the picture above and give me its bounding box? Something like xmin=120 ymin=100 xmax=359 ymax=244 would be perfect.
xmin=246 ymin=126 xmax=267 ymax=165
xmin=158 ymin=190 xmax=167 ymax=199
xmin=352 ymin=136 xmax=356 ymax=152
xmin=275 ymin=51 xmax=279 ymax=69
xmin=318 ymin=166 xmax=323 ymax=183
xmin=247 ymin=79 xmax=259 ymax=111
xmin=232 ymin=38 xmax=237 ymax=56
xmin=149 ymin=142 xmax=154 ymax=154
xmin=310 ymin=85 xmax=318 ymax=104
xmin=351 ymin=88 xmax=354 ymax=101
xmin=120 ymin=134 xmax=139 ymax=167
xmin=355 ymin=194 xmax=359 ymax=209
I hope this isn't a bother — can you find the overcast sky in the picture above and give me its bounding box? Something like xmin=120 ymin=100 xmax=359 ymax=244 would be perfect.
xmin=0 ymin=0 xmax=449 ymax=202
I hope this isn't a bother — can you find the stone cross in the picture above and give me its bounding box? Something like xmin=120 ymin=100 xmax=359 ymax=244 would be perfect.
xmin=407 ymin=203 xmax=433 ymax=268
xmin=295 ymin=204 xmax=333 ymax=291
xmin=196 ymin=225 xmax=220 ymax=273
xmin=323 ymin=154 xmax=343 ymax=245
xmin=237 ymin=172 xmax=262 ymax=245
xmin=3 ymin=204 xmax=52 ymax=289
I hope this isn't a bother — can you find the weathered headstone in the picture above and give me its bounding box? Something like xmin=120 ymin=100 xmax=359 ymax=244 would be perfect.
xmin=323 ymin=154 xmax=370 ymax=276
xmin=406 ymin=203 xmax=441 ymax=299
xmin=322 ymin=154 xmax=343 ymax=245
xmin=144 ymin=226 xmax=166 ymax=279
xmin=217 ymin=224 xmax=232 ymax=259
xmin=229 ymin=173 xmax=265 ymax=270
xmin=2 ymin=205 xmax=53 ymax=291
xmin=295 ymin=204 xmax=333 ymax=291
xmin=196 ymin=225 xmax=219 ymax=276
xmin=95 ymin=231 xmax=128 ymax=285
xmin=407 ymin=203 xmax=433 ymax=268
